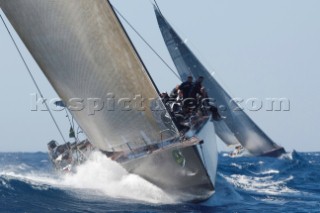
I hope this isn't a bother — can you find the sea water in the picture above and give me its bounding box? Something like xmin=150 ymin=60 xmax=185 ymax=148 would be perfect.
xmin=0 ymin=151 xmax=320 ymax=212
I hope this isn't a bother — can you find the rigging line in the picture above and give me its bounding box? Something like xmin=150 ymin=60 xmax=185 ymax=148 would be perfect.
xmin=111 ymin=5 xmax=181 ymax=81
xmin=0 ymin=13 xmax=67 ymax=144
xmin=153 ymin=0 xmax=162 ymax=16
xmin=71 ymin=116 xmax=80 ymax=142
xmin=64 ymin=109 xmax=73 ymax=129
xmin=109 ymin=1 xmax=161 ymax=96
xmin=64 ymin=109 xmax=79 ymax=142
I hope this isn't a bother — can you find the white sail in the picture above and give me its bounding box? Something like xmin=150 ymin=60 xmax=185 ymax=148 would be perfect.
xmin=154 ymin=6 xmax=285 ymax=156
xmin=0 ymin=0 xmax=179 ymax=151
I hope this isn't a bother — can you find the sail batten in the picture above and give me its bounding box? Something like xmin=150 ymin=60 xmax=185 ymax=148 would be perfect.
xmin=154 ymin=7 xmax=285 ymax=156
xmin=0 ymin=0 xmax=179 ymax=152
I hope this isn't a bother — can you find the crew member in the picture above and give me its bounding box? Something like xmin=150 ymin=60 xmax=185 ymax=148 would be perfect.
xmin=178 ymin=76 xmax=193 ymax=99
xmin=190 ymin=76 xmax=205 ymax=99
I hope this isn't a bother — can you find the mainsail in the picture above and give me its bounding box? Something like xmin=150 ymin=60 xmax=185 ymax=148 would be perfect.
xmin=0 ymin=0 xmax=179 ymax=152
xmin=154 ymin=7 xmax=285 ymax=156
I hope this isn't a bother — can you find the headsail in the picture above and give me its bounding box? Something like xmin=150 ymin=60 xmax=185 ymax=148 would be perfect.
xmin=154 ymin=6 xmax=285 ymax=156
xmin=0 ymin=0 xmax=179 ymax=152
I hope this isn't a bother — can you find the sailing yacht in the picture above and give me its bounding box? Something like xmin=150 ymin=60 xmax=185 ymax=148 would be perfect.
xmin=153 ymin=5 xmax=286 ymax=157
xmin=0 ymin=0 xmax=218 ymax=202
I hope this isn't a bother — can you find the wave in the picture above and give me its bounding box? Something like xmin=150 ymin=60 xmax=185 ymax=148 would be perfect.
xmin=0 ymin=152 xmax=174 ymax=204
xmin=60 ymin=151 xmax=174 ymax=203
xmin=1 ymin=151 xmax=320 ymax=211
xmin=223 ymin=173 xmax=297 ymax=196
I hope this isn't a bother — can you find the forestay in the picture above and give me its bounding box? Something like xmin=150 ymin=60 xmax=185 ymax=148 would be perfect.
xmin=0 ymin=0 xmax=179 ymax=151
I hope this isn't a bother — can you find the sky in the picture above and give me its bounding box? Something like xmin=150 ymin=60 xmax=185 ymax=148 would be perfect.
xmin=0 ymin=0 xmax=319 ymax=152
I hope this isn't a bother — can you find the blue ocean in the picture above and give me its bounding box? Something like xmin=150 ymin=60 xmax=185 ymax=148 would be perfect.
xmin=1 ymin=151 xmax=319 ymax=213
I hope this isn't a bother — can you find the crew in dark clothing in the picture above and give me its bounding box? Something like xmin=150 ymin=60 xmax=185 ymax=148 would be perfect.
xmin=178 ymin=76 xmax=193 ymax=99
xmin=160 ymin=92 xmax=170 ymax=104
xmin=191 ymin=76 xmax=222 ymax=120
xmin=190 ymin=76 xmax=204 ymax=99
